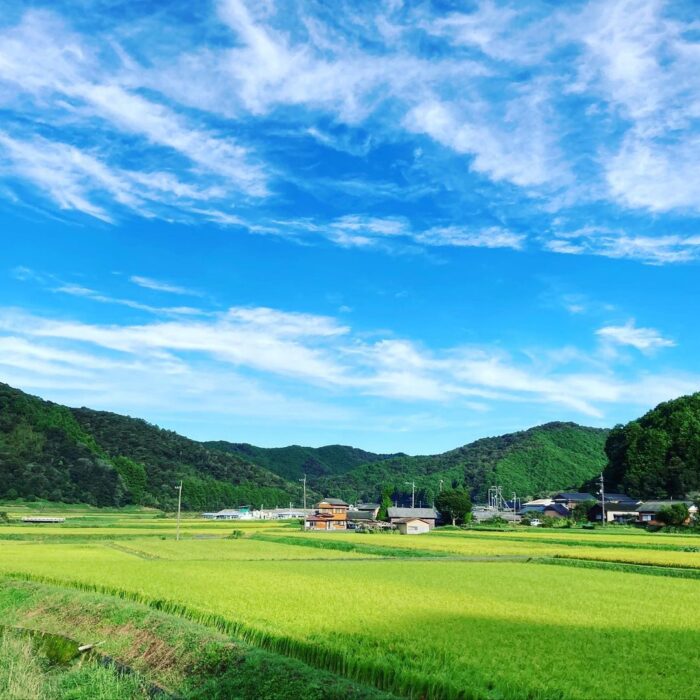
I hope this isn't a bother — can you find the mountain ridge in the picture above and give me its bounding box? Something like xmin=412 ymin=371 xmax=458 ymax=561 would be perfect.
xmin=1 ymin=382 xmax=609 ymax=509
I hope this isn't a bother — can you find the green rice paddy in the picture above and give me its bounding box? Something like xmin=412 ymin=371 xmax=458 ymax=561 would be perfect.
xmin=1 ymin=506 xmax=699 ymax=699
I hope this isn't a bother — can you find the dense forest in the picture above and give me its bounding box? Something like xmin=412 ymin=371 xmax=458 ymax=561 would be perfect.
xmin=604 ymin=392 xmax=700 ymax=499
xmin=0 ymin=382 xmax=611 ymax=510
xmin=314 ymin=423 xmax=609 ymax=505
xmin=205 ymin=441 xmax=401 ymax=481
xmin=0 ymin=383 xmax=304 ymax=509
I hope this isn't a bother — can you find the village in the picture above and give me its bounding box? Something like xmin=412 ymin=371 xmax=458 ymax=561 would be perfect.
xmin=201 ymin=492 xmax=699 ymax=533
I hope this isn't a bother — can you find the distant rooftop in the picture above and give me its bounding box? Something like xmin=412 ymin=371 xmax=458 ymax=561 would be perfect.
xmin=388 ymin=507 xmax=437 ymax=519
xmin=637 ymin=500 xmax=696 ymax=512
xmin=553 ymin=493 xmax=595 ymax=502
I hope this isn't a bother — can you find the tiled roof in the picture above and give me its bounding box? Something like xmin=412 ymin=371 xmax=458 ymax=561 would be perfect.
xmin=388 ymin=507 xmax=437 ymax=519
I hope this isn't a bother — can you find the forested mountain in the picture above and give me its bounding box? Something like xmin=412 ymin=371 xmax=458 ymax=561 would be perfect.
xmin=604 ymin=392 xmax=700 ymax=499
xmin=316 ymin=423 xmax=609 ymax=505
xmin=0 ymin=382 xmax=609 ymax=510
xmin=0 ymin=383 xmax=304 ymax=510
xmin=205 ymin=441 xmax=401 ymax=481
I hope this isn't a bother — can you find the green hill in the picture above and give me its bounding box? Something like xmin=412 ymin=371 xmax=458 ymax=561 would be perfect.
xmin=0 ymin=383 xmax=303 ymax=510
xmin=205 ymin=441 xmax=401 ymax=481
xmin=604 ymin=392 xmax=700 ymax=499
xmin=317 ymin=422 xmax=609 ymax=504
xmin=0 ymin=382 xmax=609 ymax=510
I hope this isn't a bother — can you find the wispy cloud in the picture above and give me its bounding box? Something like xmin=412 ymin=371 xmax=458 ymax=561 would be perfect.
xmin=0 ymin=291 xmax=691 ymax=422
xmin=545 ymin=227 xmax=700 ymax=265
xmin=130 ymin=276 xmax=201 ymax=297
xmin=0 ymin=1 xmax=699 ymax=265
xmin=596 ymin=320 xmax=676 ymax=353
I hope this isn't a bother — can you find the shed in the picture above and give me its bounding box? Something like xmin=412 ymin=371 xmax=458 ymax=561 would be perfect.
xmin=388 ymin=507 xmax=437 ymax=528
xmin=394 ymin=518 xmax=431 ymax=535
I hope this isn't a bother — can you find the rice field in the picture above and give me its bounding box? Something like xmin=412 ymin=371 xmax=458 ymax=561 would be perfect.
xmin=2 ymin=511 xmax=700 ymax=699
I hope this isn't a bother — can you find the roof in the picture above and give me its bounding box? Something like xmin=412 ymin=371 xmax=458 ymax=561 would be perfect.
xmin=356 ymin=503 xmax=380 ymax=511
xmin=553 ymin=493 xmax=595 ymax=502
xmin=347 ymin=510 xmax=375 ymax=520
xmin=543 ymin=503 xmax=570 ymax=515
xmin=604 ymin=493 xmax=638 ymax=503
xmin=393 ymin=518 xmax=431 ymax=525
xmin=306 ymin=514 xmax=335 ymax=521
xmin=388 ymin=507 xmax=437 ymax=519
xmin=637 ymin=500 xmax=695 ymax=513
xmin=521 ymin=505 xmax=545 ymax=513
xmin=316 ymin=498 xmax=349 ymax=507
xmin=523 ymin=498 xmax=553 ymax=506
xmin=593 ymin=502 xmax=639 ymax=513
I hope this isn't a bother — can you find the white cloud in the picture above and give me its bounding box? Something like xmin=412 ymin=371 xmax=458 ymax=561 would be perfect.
xmin=130 ymin=276 xmax=200 ymax=296
xmin=574 ymin=0 xmax=700 ymax=211
xmin=545 ymin=227 xmax=700 ymax=265
xmin=0 ymin=296 xmax=694 ymax=423
xmin=404 ymin=95 xmax=567 ymax=189
xmin=415 ymin=226 xmax=524 ymax=250
xmin=596 ymin=320 xmax=675 ymax=352
xmin=276 ymin=216 xmax=525 ymax=252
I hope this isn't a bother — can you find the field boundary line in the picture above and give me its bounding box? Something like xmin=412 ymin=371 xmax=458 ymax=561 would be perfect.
xmin=534 ymin=556 xmax=700 ymax=580
xmin=0 ymin=572 xmax=463 ymax=700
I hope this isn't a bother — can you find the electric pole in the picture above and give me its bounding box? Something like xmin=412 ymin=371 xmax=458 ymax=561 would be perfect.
xmin=599 ymin=473 xmax=606 ymax=526
xmin=176 ymin=480 xmax=182 ymax=541
xmin=299 ymin=474 xmax=307 ymax=510
xmin=405 ymin=481 xmax=416 ymax=509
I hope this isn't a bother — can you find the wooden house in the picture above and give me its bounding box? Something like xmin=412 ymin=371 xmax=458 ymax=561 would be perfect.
xmin=305 ymin=498 xmax=349 ymax=531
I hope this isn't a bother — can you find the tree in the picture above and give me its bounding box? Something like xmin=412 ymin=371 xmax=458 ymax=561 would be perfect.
xmin=378 ymin=485 xmax=392 ymax=521
xmin=572 ymin=499 xmax=597 ymax=523
xmin=435 ymin=488 xmax=472 ymax=526
xmin=656 ymin=503 xmax=690 ymax=527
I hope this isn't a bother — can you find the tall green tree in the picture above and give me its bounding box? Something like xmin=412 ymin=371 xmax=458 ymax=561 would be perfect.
xmin=378 ymin=485 xmax=392 ymax=521
xmin=435 ymin=489 xmax=472 ymax=526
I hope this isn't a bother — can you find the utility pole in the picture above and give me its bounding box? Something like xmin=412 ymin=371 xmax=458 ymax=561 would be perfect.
xmin=176 ymin=480 xmax=182 ymax=541
xmin=599 ymin=473 xmax=606 ymax=526
xmin=299 ymin=474 xmax=307 ymax=510
xmin=405 ymin=481 xmax=416 ymax=509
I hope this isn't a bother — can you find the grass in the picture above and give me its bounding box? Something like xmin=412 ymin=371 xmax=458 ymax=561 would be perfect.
xmin=0 ymin=628 xmax=151 ymax=699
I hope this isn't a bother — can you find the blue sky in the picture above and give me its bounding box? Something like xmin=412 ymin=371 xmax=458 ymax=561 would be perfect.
xmin=1 ymin=0 xmax=700 ymax=453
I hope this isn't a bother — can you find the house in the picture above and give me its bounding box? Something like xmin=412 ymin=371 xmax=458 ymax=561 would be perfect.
xmin=552 ymin=493 xmax=596 ymax=509
xmin=388 ymin=507 xmax=437 ymax=528
xmin=522 ymin=498 xmax=554 ymax=508
xmin=354 ymin=502 xmax=380 ymax=518
xmin=603 ymin=493 xmax=638 ymax=505
xmin=347 ymin=510 xmax=375 ymax=524
xmin=394 ymin=518 xmax=431 ymax=535
xmin=543 ymin=503 xmax=570 ymax=519
xmin=202 ymin=508 xmax=251 ymax=520
xmin=271 ymin=508 xmax=308 ymax=519
xmin=305 ymin=498 xmax=349 ymax=531
xmin=636 ymin=501 xmax=697 ymax=526
xmin=588 ymin=501 xmax=639 ymax=524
